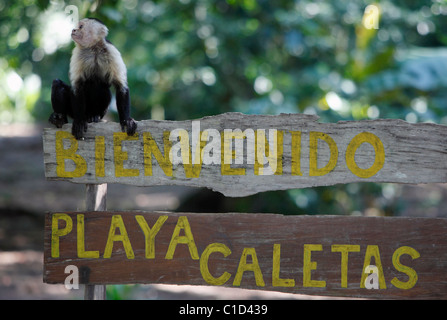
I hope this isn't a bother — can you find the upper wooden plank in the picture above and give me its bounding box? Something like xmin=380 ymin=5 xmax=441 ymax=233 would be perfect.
xmin=43 ymin=112 xmax=447 ymax=197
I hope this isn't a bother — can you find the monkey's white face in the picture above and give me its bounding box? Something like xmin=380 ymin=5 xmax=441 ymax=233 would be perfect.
xmin=71 ymin=19 xmax=108 ymax=48
xmin=71 ymin=20 xmax=89 ymax=47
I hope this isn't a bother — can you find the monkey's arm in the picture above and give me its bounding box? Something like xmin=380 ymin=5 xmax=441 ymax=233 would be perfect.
xmin=115 ymin=85 xmax=137 ymax=136
xmin=49 ymin=79 xmax=70 ymax=128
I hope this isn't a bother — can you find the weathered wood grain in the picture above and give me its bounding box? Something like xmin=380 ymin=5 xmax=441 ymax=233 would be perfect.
xmin=42 ymin=113 xmax=447 ymax=197
xmin=84 ymin=184 xmax=107 ymax=300
xmin=44 ymin=211 xmax=447 ymax=299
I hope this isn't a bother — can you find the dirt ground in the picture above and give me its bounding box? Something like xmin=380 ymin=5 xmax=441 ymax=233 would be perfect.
xmin=0 ymin=123 xmax=446 ymax=300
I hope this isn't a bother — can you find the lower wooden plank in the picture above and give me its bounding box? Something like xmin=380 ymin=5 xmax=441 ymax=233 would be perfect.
xmin=44 ymin=212 xmax=447 ymax=299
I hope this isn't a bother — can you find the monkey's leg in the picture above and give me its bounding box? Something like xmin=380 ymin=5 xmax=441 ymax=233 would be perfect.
xmin=71 ymin=82 xmax=88 ymax=140
xmin=49 ymin=79 xmax=70 ymax=128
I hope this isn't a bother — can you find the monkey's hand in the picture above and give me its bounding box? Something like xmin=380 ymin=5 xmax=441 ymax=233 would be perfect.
xmin=72 ymin=119 xmax=88 ymax=140
xmin=49 ymin=112 xmax=68 ymax=128
xmin=121 ymin=118 xmax=137 ymax=136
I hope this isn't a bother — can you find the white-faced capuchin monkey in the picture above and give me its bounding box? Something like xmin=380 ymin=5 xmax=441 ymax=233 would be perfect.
xmin=50 ymin=18 xmax=137 ymax=140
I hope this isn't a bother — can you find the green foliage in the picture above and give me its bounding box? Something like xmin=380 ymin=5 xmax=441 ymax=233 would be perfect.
xmin=106 ymin=284 xmax=139 ymax=300
xmin=1 ymin=0 xmax=446 ymax=216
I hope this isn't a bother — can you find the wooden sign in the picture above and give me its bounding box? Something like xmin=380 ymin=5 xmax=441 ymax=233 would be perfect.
xmin=43 ymin=113 xmax=447 ymax=197
xmin=44 ymin=211 xmax=447 ymax=299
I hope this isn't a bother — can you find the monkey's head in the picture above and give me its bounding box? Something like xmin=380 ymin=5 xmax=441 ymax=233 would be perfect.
xmin=71 ymin=18 xmax=108 ymax=48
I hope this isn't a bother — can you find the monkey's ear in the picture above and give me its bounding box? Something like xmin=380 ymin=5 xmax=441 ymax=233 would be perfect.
xmin=99 ymin=25 xmax=109 ymax=39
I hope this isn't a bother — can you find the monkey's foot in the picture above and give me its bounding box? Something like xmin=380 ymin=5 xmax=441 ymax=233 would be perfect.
xmin=121 ymin=118 xmax=137 ymax=136
xmin=72 ymin=120 xmax=88 ymax=140
xmin=49 ymin=112 xmax=68 ymax=128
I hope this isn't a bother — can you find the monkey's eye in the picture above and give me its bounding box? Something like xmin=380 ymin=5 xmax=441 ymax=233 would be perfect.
xmin=79 ymin=25 xmax=83 ymax=29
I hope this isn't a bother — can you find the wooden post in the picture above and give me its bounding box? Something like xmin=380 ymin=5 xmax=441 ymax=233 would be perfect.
xmin=84 ymin=183 xmax=107 ymax=300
